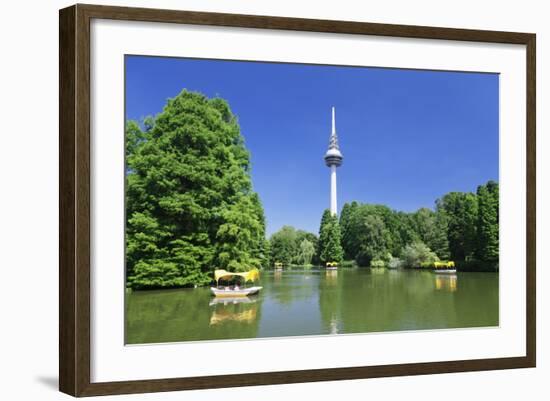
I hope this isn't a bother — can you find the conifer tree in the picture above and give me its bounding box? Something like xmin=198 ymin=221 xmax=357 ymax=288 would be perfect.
xmin=476 ymin=181 xmax=499 ymax=262
xmin=126 ymin=90 xmax=266 ymax=288
xmin=319 ymin=214 xmax=344 ymax=264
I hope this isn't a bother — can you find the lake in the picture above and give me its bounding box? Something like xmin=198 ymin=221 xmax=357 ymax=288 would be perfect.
xmin=125 ymin=268 xmax=499 ymax=344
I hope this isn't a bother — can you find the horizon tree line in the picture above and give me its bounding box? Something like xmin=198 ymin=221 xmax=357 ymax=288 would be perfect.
xmin=268 ymin=180 xmax=499 ymax=270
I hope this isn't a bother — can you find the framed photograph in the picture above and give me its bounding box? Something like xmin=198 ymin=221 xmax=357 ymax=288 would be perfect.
xmin=59 ymin=4 xmax=536 ymax=397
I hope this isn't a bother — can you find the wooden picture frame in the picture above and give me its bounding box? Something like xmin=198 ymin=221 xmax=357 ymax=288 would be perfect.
xmin=59 ymin=3 xmax=536 ymax=397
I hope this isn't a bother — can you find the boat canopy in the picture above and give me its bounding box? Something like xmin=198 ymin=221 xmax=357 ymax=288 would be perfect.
xmin=434 ymin=261 xmax=455 ymax=268
xmin=214 ymin=268 xmax=260 ymax=284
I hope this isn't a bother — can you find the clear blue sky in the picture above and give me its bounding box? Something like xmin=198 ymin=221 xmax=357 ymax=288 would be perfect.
xmin=125 ymin=56 xmax=499 ymax=236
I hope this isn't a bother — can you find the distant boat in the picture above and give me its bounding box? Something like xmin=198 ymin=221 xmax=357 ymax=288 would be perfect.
xmin=433 ymin=261 xmax=457 ymax=274
xmin=326 ymin=261 xmax=338 ymax=271
xmin=211 ymin=268 xmax=262 ymax=297
xmin=274 ymin=262 xmax=284 ymax=271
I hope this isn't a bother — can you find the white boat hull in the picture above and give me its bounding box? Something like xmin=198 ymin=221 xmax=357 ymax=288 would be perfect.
xmin=433 ymin=269 xmax=457 ymax=274
xmin=210 ymin=286 xmax=262 ymax=297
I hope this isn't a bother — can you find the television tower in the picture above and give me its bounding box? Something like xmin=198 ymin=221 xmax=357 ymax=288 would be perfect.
xmin=324 ymin=107 xmax=343 ymax=216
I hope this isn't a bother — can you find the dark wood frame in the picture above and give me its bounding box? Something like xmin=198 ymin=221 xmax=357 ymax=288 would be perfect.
xmin=59 ymin=3 xmax=536 ymax=397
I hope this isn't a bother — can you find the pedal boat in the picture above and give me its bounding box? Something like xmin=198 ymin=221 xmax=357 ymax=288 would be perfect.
xmin=211 ymin=269 xmax=262 ymax=298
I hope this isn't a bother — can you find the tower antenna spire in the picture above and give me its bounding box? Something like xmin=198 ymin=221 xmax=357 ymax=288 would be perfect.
xmin=332 ymin=106 xmax=336 ymax=135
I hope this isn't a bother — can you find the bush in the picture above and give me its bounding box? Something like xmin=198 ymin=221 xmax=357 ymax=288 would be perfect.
xmin=401 ymin=242 xmax=439 ymax=268
xmin=388 ymin=257 xmax=403 ymax=269
xmin=340 ymin=259 xmax=358 ymax=268
xmin=370 ymin=259 xmax=386 ymax=268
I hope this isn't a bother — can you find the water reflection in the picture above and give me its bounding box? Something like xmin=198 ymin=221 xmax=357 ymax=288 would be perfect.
xmin=267 ymin=270 xmax=316 ymax=305
xmin=210 ymin=304 xmax=258 ymax=326
xmin=370 ymin=267 xmax=386 ymax=275
xmin=209 ymin=296 xmax=259 ymax=326
xmin=126 ymin=269 xmax=499 ymax=344
xmin=434 ymin=274 xmax=458 ymax=292
xmin=325 ymin=269 xmax=338 ymax=283
xmin=209 ymin=297 xmax=258 ymax=306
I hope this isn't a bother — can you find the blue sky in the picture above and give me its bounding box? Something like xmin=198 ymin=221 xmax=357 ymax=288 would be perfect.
xmin=125 ymin=56 xmax=499 ymax=236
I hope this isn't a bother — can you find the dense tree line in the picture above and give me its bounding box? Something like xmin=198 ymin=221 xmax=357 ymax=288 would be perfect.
xmin=267 ymin=180 xmax=498 ymax=270
xmin=338 ymin=181 xmax=499 ymax=268
xmin=268 ymin=210 xmax=346 ymax=268
xmin=125 ymin=90 xmax=267 ymax=289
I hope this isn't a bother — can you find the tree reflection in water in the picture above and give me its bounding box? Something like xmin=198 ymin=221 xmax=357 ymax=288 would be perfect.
xmin=126 ymin=269 xmax=498 ymax=344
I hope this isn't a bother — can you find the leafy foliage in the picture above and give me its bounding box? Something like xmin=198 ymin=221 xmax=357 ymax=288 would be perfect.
xmin=400 ymin=242 xmax=439 ymax=268
xmin=126 ymin=90 xmax=266 ymax=289
xmin=319 ymin=213 xmax=344 ymax=264
xmin=437 ymin=192 xmax=478 ymax=261
xmin=475 ymin=181 xmax=499 ymax=262
xmin=269 ymin=226 xmax=319 ymax=266
xmin=338 ymin=180 xmax=498 ymax=267
xmin=317 ymin=209 xmax=333 ymax=262
xmin=269 ymin=226 xmax=298 ymax=266
xmin=296 ymin=239 xmax=316 ymax=266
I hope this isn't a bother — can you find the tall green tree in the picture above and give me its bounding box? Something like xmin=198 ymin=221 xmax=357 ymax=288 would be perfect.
xmin=339 ymin=203 xmax=393 ymax=265
xmin=354 ymin=214 xmax=390 ymax=266
xmin=438 ymin=192 xmax=478 ymax=261
xmin=476 ymin=180 xmax=499 ymax=262
xmin=318 ymin=209 xmax=333 ymax=262
xmin=296 ymin=239 xmax=316 ymax=266
xmin=215 ymin=194 xmax=264 ymax=271
xmin=126 ymin=90 xmax=266 ymax=288
xmin=390 ymin=211 xmax=419 ymax=255
xmin=413 ymin=207 xmax=450 ymax=260
xmin=340 ymin=201 xmax=358 ymax=260
xmin=269 ymin=225 xmax=298 ymax=265
xmin=295 ymin=230 xmax=319 ymax=265
xmin=319 ymin=215 xmax=344 ymax=264
xmin=432 ymin=208 xmax=450 ymax=260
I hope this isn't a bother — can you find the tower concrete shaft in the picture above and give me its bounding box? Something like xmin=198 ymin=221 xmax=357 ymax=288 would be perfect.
xmin=324 ymin=107 xmax=343 ymax=216
xmin=330 ymin=165 xmax=338 ymax=215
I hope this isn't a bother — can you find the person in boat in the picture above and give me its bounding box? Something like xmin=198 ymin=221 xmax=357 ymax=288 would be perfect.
xmin=234 ymin=283 xmax=240 ymax=291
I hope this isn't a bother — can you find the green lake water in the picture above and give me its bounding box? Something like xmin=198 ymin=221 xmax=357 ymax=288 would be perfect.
xmin=125 ymin=268 xmax=499 ymax=344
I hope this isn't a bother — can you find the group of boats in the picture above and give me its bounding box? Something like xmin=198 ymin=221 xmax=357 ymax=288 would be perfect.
xmin=209 ymin=261 xmax=457 ymax=299
xmin=210 ymin=262 xmax=341 ymax=298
